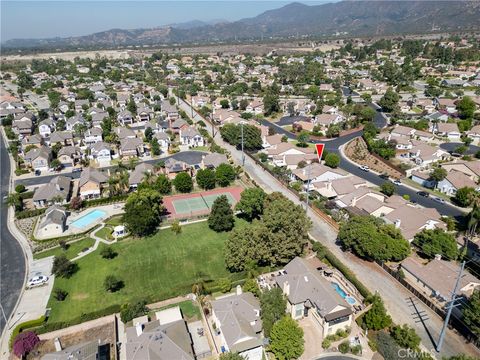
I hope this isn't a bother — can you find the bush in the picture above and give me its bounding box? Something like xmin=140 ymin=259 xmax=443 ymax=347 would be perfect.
xmin=390 ymin=324 xmax=421 ymax=350
xmin=13 ymin=331 xmax=39 ymax=358
xmin=218 ymin=278 xmax=232 ymax=293
xmin=338 ymin=341 xmax=350 ymax=354
xmin=52 ymin=255 xmax=78 ymax=278
xmin=100 ymin=247 xmax=117 ymax=259
xmin=9 ymin=317 xmax=45 ymax=348
xmin=173 ymin=172 xmax=193 ymax=193
xmin=322 ymin=338 xmax=331 ymax=349
xmin=120 ymin=300 xmax=147 ymax=323
xmin=104 ymin=275 xmax=123 ymax=292
xmin=375 ymin=331 xmax=401 ymax=360
xmin=53 ymin=288 xmax=68 ymax=301
xmin=15 ymin=184 xmax=26 ymax=193
xmin=15 ymin=208 xmax=46 ymax=219
xmin=324 ymin=153 xmax=340 ymax=168
xmin=58 ymin=240 xmax=68 ymax=250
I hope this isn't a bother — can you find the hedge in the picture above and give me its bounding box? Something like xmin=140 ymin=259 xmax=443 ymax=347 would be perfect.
xmin=19 ymin=191 xmax=34 ymax=200
xmin=313 ymin=242 xmax=371 ymax=298
xmin=83 ymin=194 xmax=128 ymax=208
xmin=15 ymin=208 xmax=46 ymax=219
xmin=9 ymin=316 xmax=46 ymax=348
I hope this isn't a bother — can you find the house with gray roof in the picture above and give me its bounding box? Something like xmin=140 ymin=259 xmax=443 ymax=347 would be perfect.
xmin=41 ymin=339 xmax=110 ymax=360
xmin=275 ymin=257 xmax=353 ymax=337
xmin=24 ymin=145 xmax=51 ymax=171
xmin=202 ymin=153 xmax=228 ymax=169
xmin=129 ymin=162 xmax=154 ymax=189
xmin=57 ymin=146 xmax=82 ymax=167
xmin=78 ymin=167 xmax=108 ymax=199
xmin=211 ymin=290 xmax=264 ymax=360
xmin=66 ymin=114 xmax=86 ymax=131
xmin=37 ymin=205 xmax=67 ymax=238
xmin=180 ymin=126 xmax=204 ymax=147
xmin=49 ymin=131 xmax=74 ymax=146
xmin=89 ymin=142 xmax=111 ymax=163
xmin=120 ymin=137 xmax=144 ymax=158
xmin=117 ymin=110 xmax=134 ymax=125
xmin=125 ymin=308 xmax=195 ymax=360
xmin=33 ymin=176 xmax=72 ymax=208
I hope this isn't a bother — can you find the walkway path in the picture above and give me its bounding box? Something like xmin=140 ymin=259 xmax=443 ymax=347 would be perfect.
xmin=71 ymin=224 xmax=117 ymax=261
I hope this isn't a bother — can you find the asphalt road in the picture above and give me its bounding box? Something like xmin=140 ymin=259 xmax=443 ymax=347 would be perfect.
xmin=0 ymin=134 xmax=26 ymax=334
xmin=15 ymin=151 xmax=207 ymax=188
xmin=439 ymin=142 xmax=480 ymax=156
xmin=261 ymin=104 xmax=464 ymax=218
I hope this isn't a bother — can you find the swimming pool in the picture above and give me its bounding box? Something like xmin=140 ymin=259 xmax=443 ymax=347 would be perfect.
xmin=70 ymin=209 xmax=107 ymax=229
xmin=331 ymin=282 xmax=356 ymax=305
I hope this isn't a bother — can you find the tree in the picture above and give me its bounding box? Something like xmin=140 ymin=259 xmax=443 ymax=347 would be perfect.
xmin=413 ymin=229 xmax=458 ymax=260
xmin=235 ymin=188 xmax=266 ymax=221
xmin=127 ymin=97 xmax=137 ymax=114
xmin=215 ymin=163 xmax=236 ymax=187
xmin=122 ymin=189 xmax=164 ymax=236
xmin=196 ymin=168 xmax=216 ymax=190
xmin=100 ymin=246 xmax=117 ymax=259
xmin=326 ymin=124 xmax=341 ymax=138
xmin=390 ymin=325 xmax=421 ymax=349
xmin=70 ymin=196 xmax=83 ymax=210
xmin=208 ymin=195 xmax=235 ymax=232
xmin=362 ymin=295 xmax=392 ymax=330
xmin=154 ymin=174 xmax=172 ymax=194
xmin=104 ymin=275 xmax=123 ymax=292
xmin=457 ymin=96 xmax=476 ymax=119
xmin=53 ymin=287 xmax=68 ymax=301
xmin=380 ymin=181 xmax=395 ymax=197
xmin=218 ymin=278 xmax=232 ymax=293
xmin=173 ymin=172 xmax=193 ymax=193
xmin=378 ymin=88 xmax=400 ymax=112
xmin=13 ymin=331 xmax=40 ymax=358
xmin=150 ymin=138 xmax=161 ymax=156
xmin=220 ymin=123 xmax=262 ymax=150
xmin=454 ymin=187 xmax=476 ymax=207
xmin=120 ymin=300 xmax=148 ymax=323
xmin=15 ymin=184 xmax=26 ymax=193
xmin=338 ymin=216 xmax=410 ymax=262
xmin=48 ymin=90 xmax=61 ymax=108
xmin=263 ymin=92 xmax=280 ymax=116
xmin=338 ymin=341 xmax=350 ymax=354
xmin=430 ymin=167 xmax=447 ymax=182
xmin=324 ymin=153 xmax=340 ymax=168
xmin=363 ymin=122 xmax=378 ymax=139
xmin=144 ymin=127 xmax=154 ymax=141
xmin=360 ymin=107 xmax=376 ymax=122
xmin=225 ymin=193 xmax=311 ymax=271
xmin=171 ymin=220 xmax=182 ymax=235
xmin=52 ymin=255 xmax=77 ymax=278
xmin=296 ymin=131 xmax=310 ymax=147
xmin=260 ymin=287 xmax=286 ymax=337
xmin=6 ymin=193 xmax=23 ymax=212
xmin=463 ymin=290 xmax=480 ymax=337
xmin=269 ymin=316 xmax=304 ymax=360
xmin=220 ymin=99 xmax=229 ymax=108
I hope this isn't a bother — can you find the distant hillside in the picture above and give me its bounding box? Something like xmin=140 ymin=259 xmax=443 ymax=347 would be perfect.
xmin=3 ymin=1 xmax=480 ymax=50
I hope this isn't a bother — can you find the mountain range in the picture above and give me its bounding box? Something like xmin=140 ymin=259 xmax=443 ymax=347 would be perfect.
xmin=3 ymin=1 xmax=480 ymax=50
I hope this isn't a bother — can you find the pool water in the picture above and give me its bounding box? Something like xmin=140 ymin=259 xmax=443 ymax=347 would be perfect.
xmin=70 ymin=209 xmax=106 ymax=228
xmin=331 ymin=282 xmax=356 ymax=305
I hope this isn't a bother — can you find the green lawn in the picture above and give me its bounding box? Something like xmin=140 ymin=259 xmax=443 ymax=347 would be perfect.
xmin=47 ymin=219 xmax=246 ymax=324
xmin=149 ymin=300 xmax=201 ymax=322
xmin=106 ymin=215 xmax=123 ymax=227
xmin=94 ymin=226 xmax=113 ymax=241
xmin=34 ymin=238 xmax=95 ymax=260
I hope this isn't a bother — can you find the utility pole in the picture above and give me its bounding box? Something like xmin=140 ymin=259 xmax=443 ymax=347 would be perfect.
xmin=436 ymin=261 xmax=466 ymax=352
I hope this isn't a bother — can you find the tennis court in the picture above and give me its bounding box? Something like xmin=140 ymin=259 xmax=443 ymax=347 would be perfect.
xmin=163 ymin=187 xmax=243 ymax=219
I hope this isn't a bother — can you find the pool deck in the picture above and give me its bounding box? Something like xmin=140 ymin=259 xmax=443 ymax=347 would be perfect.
xmin=34 ymin=204 xmax=125 ymax=240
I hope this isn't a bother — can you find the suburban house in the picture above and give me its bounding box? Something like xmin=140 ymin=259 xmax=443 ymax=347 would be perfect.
xmin=12 ymin=116 xmax=33 ymax=137
xmin=37 ymin=205 xmax=67 ymax=238
xmin=153 ymin=131 xmax=170 ymax=152
xmin=49 ymin=131 xmax=74 ymax=147
xmin=21 ymin=134 xmax=43 ymax=150
xmin=119 ymin=137 xmax=145 ymax=157
xmin=411 ymin=171 xmax=436 ymax=189
xmin=117 ymin=110 xmax=135 ymax=125
xmin=437 ymin=98 xmax=457 ymax=113
xmin=125 ymin=306 xmax=195 ymax=360
xmin=245 ymin=99 xmax=264 ymax=114
xmin=114 ymin=126 xmax=136 ymax=140
xmin=129 ymin=162 xmax=154 ymax=189
xmin=434 ymin=123 xmax=461 ymax=140
xmin=137 ymin=106 xmax=154 ymax=122
xmin=201 ymin=153 xmax=228 ymax=169
xmin=41 ymin=340 xmax=110 ymax=360
xmin=314 ymin=113 xmax=344 ymax=128
xmin=390 ymin=125 xmax=416 ymax=139
xmin=33 ymin=176 xmax=72 ymax=208
xmin=89 ymin=142 xmax=112 ymax=163
xmin=211 ymin=290 xmax=264 ymax=360
xmin=162 ymin=101 xmax=179 ymax=122
xmin=57 ymin=146 xmax=82 ymax=167
xmin=171 ymin=118 xmax=189 ymax=134
xmin=275 ymin=257 xmax=353 ymax=337
xmin=467 ymin=125 xmax=480 ymax=143
xmin=179 ymin=127 xmax=204 ymax=147
xmin=266 ymin=143 xmax=316 ymax=169
xmin=291 ymin=163 xmax=348 ymax=188
xmin=437 ymin=170 xmax=480 ymax=196
xmin=163 ymin=158 xmax=190 ymax=179
xmin=66 ymin=114 xmax=86 ymax=131
xmin=401 ymin=257 xmax=480 ymax=304
xmin=78 ymin=167 xmax=108 ymax=199
xmin=83 ymin=127 xmax=103 ymax=145
xmin=38 ymin=119 xmax=55 ymax=138
xmin=263 ymin=134 xmax=283 ymax=149
xmin=23 ymin=145 xmax=51 ymax=171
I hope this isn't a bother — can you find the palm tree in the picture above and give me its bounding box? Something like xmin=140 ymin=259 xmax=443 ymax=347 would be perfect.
xmin=107 ymin=177 xmax=119 ymax=196
xmin=143 ymin=171 xmax=156 ymax=186
xmin=6 ymin=193 xmax=22 ymax=212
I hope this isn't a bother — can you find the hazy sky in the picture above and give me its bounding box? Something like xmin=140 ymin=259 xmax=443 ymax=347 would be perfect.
xmin=1 ymin=1 xmax=330 ymax=42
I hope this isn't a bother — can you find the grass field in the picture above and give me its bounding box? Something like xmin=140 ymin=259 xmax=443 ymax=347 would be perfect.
xmin=47 ymin=219 xmax=246 ymax=324
xmin=34 ymin=238 xmax=95 ymax=260
xmin=94 ymin=226 xmax=113 ymax=241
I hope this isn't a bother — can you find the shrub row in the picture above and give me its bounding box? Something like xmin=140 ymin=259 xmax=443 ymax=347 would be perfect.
xmin=82 ymin=194 xmax=129 ymax=208
xmin=313 ymin=242 xmax=371 ymax=298
xmin=15 ymin=208 xmax=46 ymax=219
xmin=19 ymin=191 xmax=34 ymax=200
xmin=9 ymin=316 xmax=46 ymax=347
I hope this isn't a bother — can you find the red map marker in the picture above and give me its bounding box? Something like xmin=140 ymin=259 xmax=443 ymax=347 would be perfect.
xmin=315 ymin=144 xmax=325 ymax=161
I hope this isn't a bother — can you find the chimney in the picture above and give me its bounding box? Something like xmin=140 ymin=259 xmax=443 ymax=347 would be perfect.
xmin=434 ymin=254 xmax=442 ymax=261
xmin=394 ymin=219 xmax=401 ymax=228
xmin=326 ymin=181 xmax=332 ymax=191
xmin=236 ymin=284 xmax=242 ymax=296
xmin=351 ymin=196 xmax=357 ymax=207
xmin=283 ymin=281 xmax=290 ymax=297
xmin=135 ymin=323 xmax=143 ymax=337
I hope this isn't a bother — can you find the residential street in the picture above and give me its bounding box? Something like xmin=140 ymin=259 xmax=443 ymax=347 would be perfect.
xmin=0 ymin=134 xmax=26 ymax=334
xmin=177 ymin=96 xmax=480 ymax=358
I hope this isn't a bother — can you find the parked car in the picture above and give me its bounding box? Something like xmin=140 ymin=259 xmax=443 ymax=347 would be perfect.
xmin=34 ymin=169 xmax=41 ymax=176
xmin=72 ymin=167 xmax=83 ymax=173
xmin=359 ymin=165 xmax=370 ymax=172
xmin=417 ymin=191 xmax=429 ymax=197
xmin=433 ymin=197 xmax=446 ymax=204
xmin=27 ymin=275 xmax=48 ymax=288
xmin=393 ymin=179 xmax=402 ymax=185
xmin=379 ymin=173 xmax=389 ymax=180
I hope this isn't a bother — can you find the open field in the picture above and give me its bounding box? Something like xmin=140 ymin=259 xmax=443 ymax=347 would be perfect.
xmin=46 ymin=219 xmax=246 ymax=324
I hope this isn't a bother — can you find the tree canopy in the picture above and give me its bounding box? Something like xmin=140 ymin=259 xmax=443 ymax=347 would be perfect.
xmin=324 ymin=153 xmax=340 ymax=168
xmin=235 ymin=187 xmax=266 ymax=221
xmin=122 ymin=188 xmax=163 ymax=236
xmin=338 ymin=216 xmax=410 ymax=262
xmin=269 ymin=316 xmax=304 ymax=360
xmin=378 ymin=88 xmax=400 ymax=112
xmin=173 ymin=172 xmax=193 ymax=193
xmin=412 ymin=229 xmax=458 ymax=260
xmin=208 ymin=195 xmax=235 ymax=232
xmin=260 ymin=287 xmax=287 ymax=337
xmin=362 ymin=295 xmax=392 ymax=330
xmin=215 ymin=163 xmax=236 ymax=187
xmin=196 ymin=168 xmax=216 ymax=190
xmin=463 ymin=289 xmax=480 ymax=337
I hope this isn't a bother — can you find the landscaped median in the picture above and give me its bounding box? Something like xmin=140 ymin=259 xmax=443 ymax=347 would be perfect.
xmin=42 ymin=219 xmax=248 ymax=330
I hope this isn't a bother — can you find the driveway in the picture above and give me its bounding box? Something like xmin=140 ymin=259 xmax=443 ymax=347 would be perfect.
xmin=299 ymin=317 xmax=324 ymax=360
xmin=276 ymin=115 xmax=311 ymax=126
xmin=439 ymin=142 xmax=480 ymax=155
